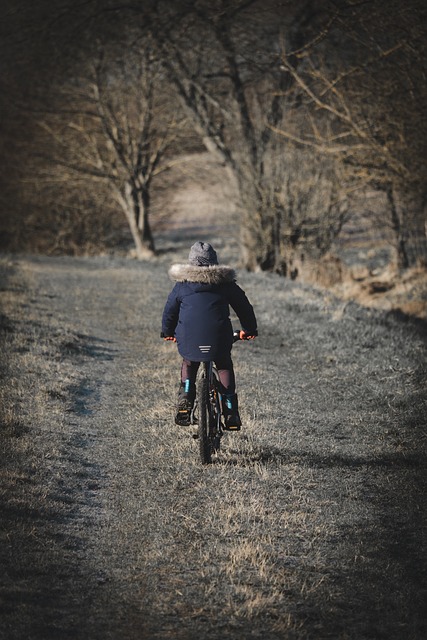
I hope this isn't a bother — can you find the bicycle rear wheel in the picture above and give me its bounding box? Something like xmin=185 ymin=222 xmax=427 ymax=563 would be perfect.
xmin=197 ymin=375 xmax=212 ymax=464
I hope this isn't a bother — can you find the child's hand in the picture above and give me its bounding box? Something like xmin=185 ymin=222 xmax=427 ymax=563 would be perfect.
xmin=164 ymin=336 xmax=177 ymax=342
xmin=239 ymin=331 xmax=256 ymax=340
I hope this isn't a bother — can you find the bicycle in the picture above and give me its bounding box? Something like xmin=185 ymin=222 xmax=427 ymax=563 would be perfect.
xmin=192 ymin=330 xmax=242 ymax=464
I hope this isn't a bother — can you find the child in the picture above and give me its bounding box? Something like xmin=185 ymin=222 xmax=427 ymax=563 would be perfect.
xmin=161 ymin=241 xmax=257 ymax=429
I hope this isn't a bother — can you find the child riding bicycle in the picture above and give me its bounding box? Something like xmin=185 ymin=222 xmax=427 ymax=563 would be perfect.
xmin=161 ymin=241 xmax=257 ymax=430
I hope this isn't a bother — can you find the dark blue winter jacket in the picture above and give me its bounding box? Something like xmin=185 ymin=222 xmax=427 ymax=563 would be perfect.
xmin=161 ymin=263 xmax=257 ymax=362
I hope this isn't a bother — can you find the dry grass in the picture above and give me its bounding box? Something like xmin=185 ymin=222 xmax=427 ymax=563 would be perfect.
xmin=1 ymin=251 xmax=426 ymax=639
xmin=332 ymin=265 xmax=427 ymax=321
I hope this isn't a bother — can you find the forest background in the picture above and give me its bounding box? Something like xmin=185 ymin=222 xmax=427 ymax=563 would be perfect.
xmin=0 ymin=0 xmax=426 ymax=314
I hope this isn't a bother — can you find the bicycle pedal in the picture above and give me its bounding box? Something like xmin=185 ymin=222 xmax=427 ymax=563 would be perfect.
xmin=223 ymin=424 xmax=241 ymax=432
xmin=175 ymin=410 xmax=191 ymax=426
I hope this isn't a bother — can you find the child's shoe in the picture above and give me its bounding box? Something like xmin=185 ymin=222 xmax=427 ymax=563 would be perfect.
xmin=222 ymin=393 xmax=242 ymax=431
xmin=175 ymin=380 xmax=195 ymax=426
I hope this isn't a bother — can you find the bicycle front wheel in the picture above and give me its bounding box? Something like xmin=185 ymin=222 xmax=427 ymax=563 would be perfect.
xmin=197 ymin=375 xmax=212 ymax=464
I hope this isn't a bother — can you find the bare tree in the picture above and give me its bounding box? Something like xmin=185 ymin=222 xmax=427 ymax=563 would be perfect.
xmin=33 ymin=44 xmax=186 ymax=258
xmin=139 ymin=0 xmax=347 ymax=273
xmin=273 ymin=0 xmax=427 ymax=269
xmin=273 ymin=145 xmax=349 ymax=276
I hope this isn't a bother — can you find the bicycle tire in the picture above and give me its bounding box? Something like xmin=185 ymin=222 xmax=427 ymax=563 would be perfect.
xmin=197 ymin=375 xmax=212 ymax=464
xmin=210 ymin=381 xmax=222 ymax=453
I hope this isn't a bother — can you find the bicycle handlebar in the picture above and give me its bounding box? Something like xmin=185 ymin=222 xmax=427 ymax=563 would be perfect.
xmin=163 ymin=330 xmax=255 ymax=343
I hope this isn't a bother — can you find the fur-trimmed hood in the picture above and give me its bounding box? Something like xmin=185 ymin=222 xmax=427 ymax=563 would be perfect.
xmin=168 ymin=263 xmax=236 ymax=285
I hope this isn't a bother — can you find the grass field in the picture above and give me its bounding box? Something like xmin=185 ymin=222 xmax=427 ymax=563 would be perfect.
xmin=0 ymin=246 xmax=426 ymax=639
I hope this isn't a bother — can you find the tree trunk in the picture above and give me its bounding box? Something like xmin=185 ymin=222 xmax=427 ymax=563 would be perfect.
xmin=134 ymin=186 xmax=155 ymax=252
xmin=125 ymin=207 xmax=153 ymax=260
xmin=237 ymin=174 xmax=271 ymax=270
xmin=114 ymin=184 xmax=155 ymax=259
xmin=386 ymin=185 xmax=409 ymax=269
xmin=238 ymin=177 xmax=286 ymax=274
xmin=388 ymin=185 xmax=427 ymax=269
xmin=236 ymin=157 xmax=305 ymax=275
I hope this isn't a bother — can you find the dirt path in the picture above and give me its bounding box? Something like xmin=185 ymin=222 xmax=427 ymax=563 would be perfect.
xmin=1 ymin=254 xmax=426 ymax=639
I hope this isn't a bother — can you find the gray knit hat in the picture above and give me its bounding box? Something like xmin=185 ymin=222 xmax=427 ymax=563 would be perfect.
xmin=188 ymin=241 xmax=218 ymax=266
